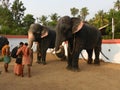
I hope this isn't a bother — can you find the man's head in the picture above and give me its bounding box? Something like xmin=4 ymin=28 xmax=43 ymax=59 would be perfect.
xmin=19 ymin=42 xmax=24 ymax=47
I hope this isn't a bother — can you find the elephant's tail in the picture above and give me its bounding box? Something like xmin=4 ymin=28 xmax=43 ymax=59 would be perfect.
xmin=100 ymin=51 xmax=109 ymax=60
xmin=80 ymin=52 xmax=87 ymax=61
xmin=80 ymin=51 xmax=109 ymax=61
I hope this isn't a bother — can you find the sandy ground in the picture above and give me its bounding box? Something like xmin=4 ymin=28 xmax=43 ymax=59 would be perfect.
xmin=0 ymin=53 xmax=120 ymax=90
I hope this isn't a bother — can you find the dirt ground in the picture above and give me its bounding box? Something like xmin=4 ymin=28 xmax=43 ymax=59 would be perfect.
xmin=0 ymin=53 xmax=120 ymax=90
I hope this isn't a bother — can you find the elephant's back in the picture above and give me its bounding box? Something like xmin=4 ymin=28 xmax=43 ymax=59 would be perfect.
xmin=78 ymin=24 xmax=102 ymax=49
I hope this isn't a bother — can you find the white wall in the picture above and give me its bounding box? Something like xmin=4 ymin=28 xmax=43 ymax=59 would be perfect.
xmin=8 ymin=38 xmax=37 ymax=52
xmin=8 ymin=38 xmax=28 ymax=51
xmin=8 ymin=37 xmax=120 ymax=64
xmin=101 ymin=44 xmax=120 ymax=63
xmin=63 ymin=41 xmax=120 ymax=64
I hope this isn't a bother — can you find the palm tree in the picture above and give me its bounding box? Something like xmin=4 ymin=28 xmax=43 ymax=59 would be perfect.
xmin=48 ymin=13 xmax=60 ymax=29
xmin=114 ymin=0 xmax=120 ymax=11
xmin=49 ymin=13 xmax=60 ymax=22
xmin=91 ymin=10 xmax=109 ymax=28
xmin=39 ymin=15 xmax=48 ymax=26
xmin=80 ymin=7 xmax=89 ymax=21
xmin=70 ymin=7 xmax=79 ymax=17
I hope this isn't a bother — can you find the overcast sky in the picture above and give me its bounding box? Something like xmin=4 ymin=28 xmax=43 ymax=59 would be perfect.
xmin=10 ymin=0 xmax=116 ymax=20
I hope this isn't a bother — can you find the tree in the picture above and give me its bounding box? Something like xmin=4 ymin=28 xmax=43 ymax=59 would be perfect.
xmin=96 ymin=10 xmax=109 ymax=27
xmin=48 ymin=13 xmax=60 ymax=29
xmin=0 ymin=1 xmax=14 ymax=34
xmin=80 ymin=7 xmax=89 ymax=21
xmin=114 ymin=0 xmax=120 ymax=11
xmin=11 ymin=0 xmax=26 ymax=26
xmin=39 ymin=15 xmax=48 ymax=26
xmin=22 ymin=14 xmax=35 ymax=34
xmin=0 ymin=0 xmax=11 ymax=8
xmin=109 ymin=9 xmax=120 ymax=38
xmin=49 ymin=13 xmax=60 ymax=22
xmin=0 ymin=5 xmax=13 ymax=25
xmin=70 ymin=7 xmax=79 ymax=17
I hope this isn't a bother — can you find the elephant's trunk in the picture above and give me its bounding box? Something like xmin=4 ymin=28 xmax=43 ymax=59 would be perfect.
xmin=55 ymin=35 xmax=64 ymax=54
xmin=28 ymin=31 xmax=35 ymax=48
xmin=55 ymin=37 xmax=66 ymax=58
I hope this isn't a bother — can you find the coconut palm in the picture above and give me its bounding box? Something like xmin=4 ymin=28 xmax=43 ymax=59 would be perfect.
xmin=70 ymin=7 xmax=79 ymax=17
xmin=80 ymin=7 xmax=89 ymax=21
xmin=114 ymin=0 xmax=120 ymax=11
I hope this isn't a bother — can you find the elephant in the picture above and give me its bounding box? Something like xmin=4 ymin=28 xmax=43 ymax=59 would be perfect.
xmin=55 ymin=16 xmax=102 ymax=71
xmin=28 ymin=23 xmax=65 ymax=65
xmin=0 ymin=36 xmax=9 ymax=50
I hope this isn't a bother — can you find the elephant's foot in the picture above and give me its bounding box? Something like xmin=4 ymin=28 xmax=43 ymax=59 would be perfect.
xmin=87 ymin=60 xmax=93 ymax=64
xmin=42 ymin=61 xmax=46 ymax=65
xmin=66 ymin=65 xmax=80 ymax=72
xmin=36 ymin=60 xmax=41 ymax=64
xmin=61 ymin=56 xmax=67 ymax=61
xmin=94 ymin=60 xmax=100 ymax=65
xmin=72 ymin=67 xmax=80 ymax=72
xmin=66 ymin=65 xmax=72 ymax=70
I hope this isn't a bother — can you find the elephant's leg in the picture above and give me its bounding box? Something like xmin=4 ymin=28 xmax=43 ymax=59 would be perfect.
xmin=40 ymin=46 xmax=47 ymax=65
xmin=72 ymin=52 xmax=80 ymax=71
xmin=37 ymin=51 xmax=42 ymax=64
xmin=71 ymin=47 xmax=82 ymax=71
xmin=94 ymin=47 xmax=100 ymax=65
xmin=40 ymin=39 xmax=49 ymax=65
xmin=86 ymin=49 xmax=93 ymax=64
xmin=41 ymin=51 xmax=47 ymax=65
xmin=66 ymin=48 xmax=73 ymax=70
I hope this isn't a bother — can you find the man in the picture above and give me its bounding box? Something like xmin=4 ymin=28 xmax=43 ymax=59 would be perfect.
xmin=2 ymin=42 xmax=11 ymax=72
xmin=14 ymin=42 xmax=24 ymax=76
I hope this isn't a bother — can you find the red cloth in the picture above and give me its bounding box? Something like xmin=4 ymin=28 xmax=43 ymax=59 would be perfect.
xmin=14 ymin=63 xmax=22 ymax=75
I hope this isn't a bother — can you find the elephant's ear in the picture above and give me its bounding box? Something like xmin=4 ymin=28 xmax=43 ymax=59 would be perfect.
xmin=72 ymin=21 xmax=84 ymax=34
xmin=41 ymin=28 xmax=48 ymax=38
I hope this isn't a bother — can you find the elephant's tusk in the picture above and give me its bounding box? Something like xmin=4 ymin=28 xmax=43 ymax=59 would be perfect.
xmin=55 ymin=48 xmax=62 ymax=54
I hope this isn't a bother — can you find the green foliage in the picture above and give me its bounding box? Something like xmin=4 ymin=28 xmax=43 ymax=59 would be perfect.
xmin=11 ymin=0 xmax=26 ymax=25
xmin=80 ymin=7 xmax=89 ymax=21
xmin=0 ymin=6 xmax=14 ymax=27
xmin=38 ymin=15 xmax=48 ymax=26
xmin=0 ymin=0 xmax=120 ymax=39
xmin=0 ymin=25 xmax=11 ymax=34
xmin=70 ymin=7 xmax=79 ymax=17
xmin=22 ymin=14 xmax=35 ymax=32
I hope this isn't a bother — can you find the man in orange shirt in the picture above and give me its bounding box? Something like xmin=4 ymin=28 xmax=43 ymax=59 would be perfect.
xmin=2 ymin=42 xmax=11 ymax=72
xmin=21 ymin=43 xmax=31 ymax=77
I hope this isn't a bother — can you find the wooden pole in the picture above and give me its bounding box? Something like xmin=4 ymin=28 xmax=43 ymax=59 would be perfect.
xmin=112 ymin=18 xmax=115 ymax=39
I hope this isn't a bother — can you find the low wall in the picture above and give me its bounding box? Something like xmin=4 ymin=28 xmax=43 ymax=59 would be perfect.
xmin=101 ymin=39 xmax=120 ymax=63
xmin=78 ymin=39 xmax=120 ymax=64
xmin=5 ymin=35 xmax=120 ymax=64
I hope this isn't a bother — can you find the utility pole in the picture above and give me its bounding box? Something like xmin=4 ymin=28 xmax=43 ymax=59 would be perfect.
xmin=112 ymin=18 xmax=115 ymax=39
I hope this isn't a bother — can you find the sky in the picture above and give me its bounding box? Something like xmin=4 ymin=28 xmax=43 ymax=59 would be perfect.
xmin=10 ymin=0 xmax=116 ymax=20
